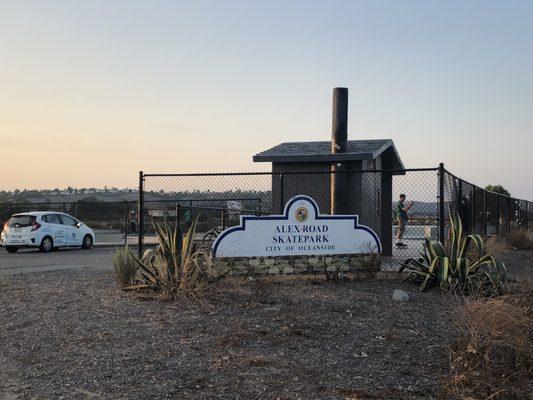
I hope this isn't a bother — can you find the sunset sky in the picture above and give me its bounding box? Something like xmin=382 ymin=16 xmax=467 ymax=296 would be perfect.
xmin=1 ymin=1 xmax=532 ymax=199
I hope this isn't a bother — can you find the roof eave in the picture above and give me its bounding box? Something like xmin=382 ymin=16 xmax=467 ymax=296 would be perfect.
xmin=371 ymin=140 xmax=405 ymax=170
xmin=253 ymin=153 xmax=375 ymax=163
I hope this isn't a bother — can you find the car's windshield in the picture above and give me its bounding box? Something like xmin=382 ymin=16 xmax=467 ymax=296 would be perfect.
xmin=7 ymin=215 xmax=35 ymax=227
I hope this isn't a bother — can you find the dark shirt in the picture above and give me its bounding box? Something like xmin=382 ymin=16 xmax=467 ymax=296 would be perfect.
xmin=397 ymin=201 xmax=408 ymax=221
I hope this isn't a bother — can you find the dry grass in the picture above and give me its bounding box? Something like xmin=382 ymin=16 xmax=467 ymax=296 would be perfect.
xmin=486 ymin=231 xmax=533 ymax=255
xmin=484 ymin=236 xmax=511 ymax=259
xmin=442 ymin=293 xmax=533 ymax=400
xmin=506 ymin=230 xmax=533 ymax=251
xmin=248 ymin=276 xmax=275 ymax=304
xmin=112 ymin=246 xmax=138 ymax=288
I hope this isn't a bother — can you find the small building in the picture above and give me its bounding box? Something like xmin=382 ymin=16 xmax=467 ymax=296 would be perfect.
xmin=252 ymin=88 xmax=404 ymax=256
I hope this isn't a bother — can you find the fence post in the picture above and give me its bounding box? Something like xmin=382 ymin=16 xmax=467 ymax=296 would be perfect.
xmin=221 ymin=208 xmax=226 ymax=230
xmin=138 ymin=171 xmax=144 ymax=257
xmin=471 ymin=188 xmax=476 ymax=233
xmin=123 ymin=200 xmax=128 ymax=247
xmin=175 ymin=203 xmax=181 ymax=232
xmin=458 ymin=179 xmax=463 ymax=219
xmin=438 ymin=163 xmax=445 ymax=244
xmin=526 ymin=202 xmax=529 ymax=232
xmin=279 ymin=173 xmax=284 ymax=213
xmin=62 ymin=202 xmax=66 ymax=213
xmin=9 ymin=203 xmax=13 ymax=216
xmin=507 ymin=197 xmax=511 ymax=233
xmin=483 ymin=191 xmax=487 ymax=236
xmin=495 ymin=194 xmax=500 ymax=235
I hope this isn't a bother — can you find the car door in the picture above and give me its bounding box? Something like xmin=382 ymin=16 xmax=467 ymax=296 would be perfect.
xmin=43 ymin=214 xmax=67 ymax=247
xmin=59 ymin=214 xmax=82 ymax=246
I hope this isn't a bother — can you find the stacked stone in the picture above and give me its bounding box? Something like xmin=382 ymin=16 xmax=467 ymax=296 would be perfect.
xmin=212 ymin=254 xmax=380 ymax=276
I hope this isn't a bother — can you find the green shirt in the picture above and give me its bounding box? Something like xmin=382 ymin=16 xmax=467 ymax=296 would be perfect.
xmin=397 ymin=201 xmax=408 ymax=221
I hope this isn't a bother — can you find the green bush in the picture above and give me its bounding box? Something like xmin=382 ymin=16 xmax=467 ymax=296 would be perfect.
xmin=113 ymin=246 xmax=138 ymax=288
xmin=400 ymin=211 xmax=507 ymax=296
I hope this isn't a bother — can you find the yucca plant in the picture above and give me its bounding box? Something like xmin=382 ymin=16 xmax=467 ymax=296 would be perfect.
xmin=399 ymin=211 xmax=507 ymax=295
xmin=128 ymin=216 xmax=217 ymax=299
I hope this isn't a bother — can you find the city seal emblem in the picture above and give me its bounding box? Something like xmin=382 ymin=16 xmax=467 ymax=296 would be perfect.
xmin=295 ymin=206 xmax=309 ymax=223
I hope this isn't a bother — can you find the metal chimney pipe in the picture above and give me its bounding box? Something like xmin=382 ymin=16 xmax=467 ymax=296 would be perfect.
xmin=331 ymin=87 xmax=348 ymax=153
xmin=330 ymin=87 xmax=348 ymax=215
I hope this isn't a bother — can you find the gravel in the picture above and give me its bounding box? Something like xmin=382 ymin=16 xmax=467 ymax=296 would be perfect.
xmin=0 ymin=270 xmax=454 ymax=399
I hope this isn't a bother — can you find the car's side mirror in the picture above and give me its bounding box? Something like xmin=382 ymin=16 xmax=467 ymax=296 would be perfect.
xmin=76 ymin=222 xmax=82 ymax=228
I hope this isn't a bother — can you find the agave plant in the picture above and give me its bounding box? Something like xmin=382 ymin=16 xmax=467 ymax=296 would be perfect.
xmin=129 ymin=217 xmax=216 ymax=298
xmin=399 ymin=211 xmax=507 ymax=295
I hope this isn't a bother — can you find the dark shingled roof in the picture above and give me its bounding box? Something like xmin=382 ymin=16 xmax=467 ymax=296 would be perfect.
xmin=253 ymin=139 xmax=404 ymax=168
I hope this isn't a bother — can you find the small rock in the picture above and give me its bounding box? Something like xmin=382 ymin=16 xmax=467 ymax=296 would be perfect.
xmin=392 ymin=289 xmax=409 ymax=302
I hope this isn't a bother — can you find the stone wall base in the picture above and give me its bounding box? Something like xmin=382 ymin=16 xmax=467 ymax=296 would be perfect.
xmin=212 ymin=254 xmax=381 ymax=276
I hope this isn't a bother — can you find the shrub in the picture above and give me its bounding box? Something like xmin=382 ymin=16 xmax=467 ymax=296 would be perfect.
xmin=443 ymin=294 xmax=533 ymax=399
xmin=506 ymin=229 xmax=533 ymax=251
xmin=484 ymin=235 xmax=510 ymax=259
xmin=113 ymin=246 xmax=138 ymax=288
xmin=400 ymin=211 xmax=507 ymax=295
xmin=130 ymin=217 xmax=219 ymax=299
xmin=484 ymin=184 xmax=511 ymax=197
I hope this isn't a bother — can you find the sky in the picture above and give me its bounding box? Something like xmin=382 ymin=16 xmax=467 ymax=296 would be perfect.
xmin=1 ymin=1 xmax=532 ymax=199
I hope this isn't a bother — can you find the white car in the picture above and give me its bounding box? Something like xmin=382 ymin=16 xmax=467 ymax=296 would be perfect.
xmin=1 ymin=212 xmax=95 ymax=253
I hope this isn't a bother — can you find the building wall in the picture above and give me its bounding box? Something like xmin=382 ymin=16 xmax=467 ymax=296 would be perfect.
xmin=271 ymin=162 xmax=331 ymax=214
xmin=268 ymin=157 xmax=392 ymax=255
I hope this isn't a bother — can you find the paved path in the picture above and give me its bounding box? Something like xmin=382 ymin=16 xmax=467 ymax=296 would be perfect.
xmin=0 ymin=235 xmax=422 ymax=275
xmin=0 ymin=247 xmax=115 ymax=275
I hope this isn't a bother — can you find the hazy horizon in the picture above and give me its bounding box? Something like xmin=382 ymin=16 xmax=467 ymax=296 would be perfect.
xmin=1 ymin=1 xmax=532 ymax=199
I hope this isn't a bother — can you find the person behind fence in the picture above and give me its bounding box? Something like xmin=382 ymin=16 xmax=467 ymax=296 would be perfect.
xmin=184 ymin=208 xmax=192 ymax=229
xmin=396 ymin=194 xmax=414 ymax=248
xmin=129 ymin=210 xmax=136 ymax=233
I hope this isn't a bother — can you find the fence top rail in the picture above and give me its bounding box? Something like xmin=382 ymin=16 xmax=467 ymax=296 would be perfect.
xmin=142 ymin=167 xmax=439 ymax=178
xmin=443 ymin=167 xmax=532 ymax=204
xmin=144 ymin=198 xmax=262 ymax=203
xmin=0 ymin=200 xmax=136 ymax=207
xmin=148 ymin=204 xmax=271 ymax=214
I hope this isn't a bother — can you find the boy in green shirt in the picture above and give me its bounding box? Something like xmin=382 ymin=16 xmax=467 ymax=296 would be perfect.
xmin=184 ymin=208 xmax=192 ymax=229
xmin=396 ymin=194 xmax=414 ymax=248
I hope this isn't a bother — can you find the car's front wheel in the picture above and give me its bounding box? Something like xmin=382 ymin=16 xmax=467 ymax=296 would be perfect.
xmin=82 ymin=234 xmax=93 ymax=250
xmin=39 ymin=236 xmax=54 ymax=253
xmin=5 ymin=246 xmax=18 ymax=253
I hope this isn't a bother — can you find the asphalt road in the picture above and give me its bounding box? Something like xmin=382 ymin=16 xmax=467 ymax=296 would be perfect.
xmin=0 ymin=246 xmax=115 ymax=275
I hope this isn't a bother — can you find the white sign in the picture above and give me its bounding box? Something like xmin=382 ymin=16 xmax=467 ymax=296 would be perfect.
xmin=212 ymin=195 xmax=381 ymax=258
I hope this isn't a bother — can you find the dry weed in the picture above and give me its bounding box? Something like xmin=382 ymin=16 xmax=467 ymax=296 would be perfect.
xmin=506 ymin=230 xmax=533 ymax=251
xmin=481 ymin=236 xmax=510 ymax=259
xmin=442 ymin=294 xmax=533 ymax=400
xmin=248 ymin=276 xmax=275 ymax=304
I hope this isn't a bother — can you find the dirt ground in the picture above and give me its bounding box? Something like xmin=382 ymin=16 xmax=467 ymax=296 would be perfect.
xmin=0 ymin=270 xmax=455 ymax=400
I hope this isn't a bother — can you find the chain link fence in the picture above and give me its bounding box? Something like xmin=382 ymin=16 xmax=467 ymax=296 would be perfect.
xmin=139 ymin=169 xmax=444 ymax=269
xmin=0 ymin=201 xmax=137 ymax=245
xmin=442 ymin=167 xmax=532 ymax=239
xmin=2 ymin=165 xmax=530 ymax=264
